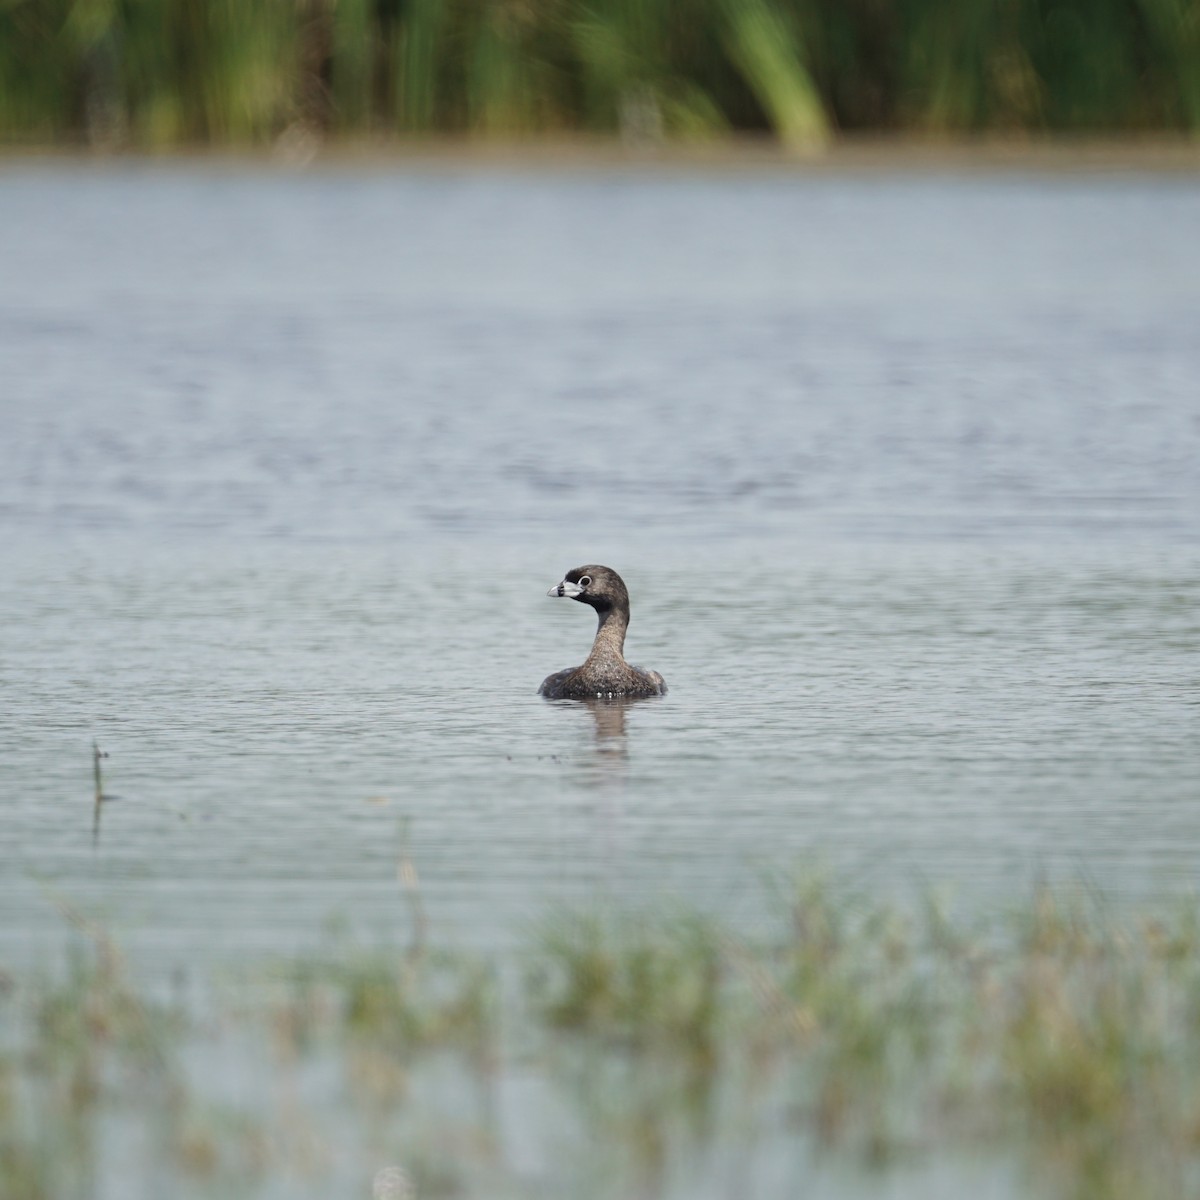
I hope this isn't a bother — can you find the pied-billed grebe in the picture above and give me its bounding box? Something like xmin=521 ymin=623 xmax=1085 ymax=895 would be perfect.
xmin=539 ymin=565 xmax=667 ymax=700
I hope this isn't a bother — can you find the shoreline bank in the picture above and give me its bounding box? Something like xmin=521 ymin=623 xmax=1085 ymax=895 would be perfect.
xmin=3 ymin=133 xmax=1199 ymax=175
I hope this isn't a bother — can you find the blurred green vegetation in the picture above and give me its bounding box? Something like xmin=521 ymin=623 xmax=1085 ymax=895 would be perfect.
xmin=8 ymin=879 xmax=1200 ymax=1199
xmin=0 ymin=0 xmax=1197 ymax=148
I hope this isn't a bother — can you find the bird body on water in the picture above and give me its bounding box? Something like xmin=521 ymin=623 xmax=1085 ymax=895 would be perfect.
xmin=539 ymin=565 xmax=667 ymax=700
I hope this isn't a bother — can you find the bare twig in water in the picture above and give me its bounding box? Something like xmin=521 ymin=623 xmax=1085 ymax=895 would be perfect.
xmin=92 ymin=740 xmax=109 ymax=846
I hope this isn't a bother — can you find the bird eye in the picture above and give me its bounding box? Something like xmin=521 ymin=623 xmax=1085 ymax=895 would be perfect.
xmin=579 ymin=575 xmax=591 ymax=588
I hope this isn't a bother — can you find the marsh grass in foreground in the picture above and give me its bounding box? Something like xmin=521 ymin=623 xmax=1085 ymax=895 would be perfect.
xmin=4 ymin=879 xmax=1200 ymax=1199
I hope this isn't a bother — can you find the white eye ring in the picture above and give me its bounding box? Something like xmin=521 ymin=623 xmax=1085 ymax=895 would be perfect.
xmin=578 ymin=575 xmax=591 ymax=588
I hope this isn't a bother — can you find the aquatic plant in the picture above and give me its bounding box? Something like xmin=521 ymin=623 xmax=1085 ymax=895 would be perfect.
xmin=529 ymin=909 xmax=723 ymax=1059
xmin=264 ymin=949 xmax=496 ymax=1060
xmin=527 ymin=877 xmax=1200 ymax=1193
xmin=5 ymin=881 xmax=1200 ymax=1198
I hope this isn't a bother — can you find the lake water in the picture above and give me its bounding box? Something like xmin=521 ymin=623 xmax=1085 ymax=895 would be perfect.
xmin=2 ymin=159 xmax=1199 ymax=970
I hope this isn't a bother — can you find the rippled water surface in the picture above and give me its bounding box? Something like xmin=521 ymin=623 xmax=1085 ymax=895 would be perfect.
xmin=2 ymin=161 xmax=1199 ymax=967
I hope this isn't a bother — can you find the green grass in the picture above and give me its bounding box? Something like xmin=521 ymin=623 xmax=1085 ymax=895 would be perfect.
xmin=5 ymin=880 xmax=1200 ymax=1198
xmin=0 ymin=0 xmax=1195 ymax=147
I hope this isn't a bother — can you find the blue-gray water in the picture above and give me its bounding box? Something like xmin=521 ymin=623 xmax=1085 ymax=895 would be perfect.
xmin=2 ymin=161 xmax=1199 ymax=970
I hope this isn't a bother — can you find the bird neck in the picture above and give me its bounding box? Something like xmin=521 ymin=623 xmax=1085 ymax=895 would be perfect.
xmin=587 ymin=605 xmax=628 ymax=664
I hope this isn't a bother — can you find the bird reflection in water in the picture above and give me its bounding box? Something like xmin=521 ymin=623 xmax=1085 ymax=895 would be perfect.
xmin=585 ymin=696 xmax=632 ymax=752
xmin=581 ymin=693 xmax=669 ymax=766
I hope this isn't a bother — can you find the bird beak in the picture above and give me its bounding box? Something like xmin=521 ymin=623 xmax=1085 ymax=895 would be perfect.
xmin=548 ymin=579 xmax=584 ymax=598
